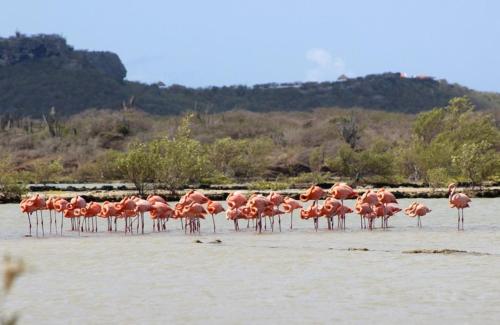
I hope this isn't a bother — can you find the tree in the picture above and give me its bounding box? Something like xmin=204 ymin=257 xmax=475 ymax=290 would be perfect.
xmin=402 ymin=96 xmax=500 ymax=185
xmin=427 ymin=167 xmax=450 ymax=190
xmin=208 ymin=137 xmax=273 ymax=179
xmin=117 ymin=142 xmax=156 ymax=195
xmin=0 ymin=157 xmax=27 ymax=199
xmin=308 ymin=146 xmax=324 ymax=172
xmin=153 ymin=114 xmax=212 ymax=193
xmin=33 ymin=160 xmax=63 ymax=184
xmin=452 ymin=141 xmax=499 ymax=187
xmin=328 ymin=143 xmax=394 ymax=183
xmin=334 ymin=113 xmax=361 ymax=149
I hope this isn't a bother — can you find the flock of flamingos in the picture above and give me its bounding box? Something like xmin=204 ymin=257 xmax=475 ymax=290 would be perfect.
xmin=18 ymin=183 xmax=471 ymax=237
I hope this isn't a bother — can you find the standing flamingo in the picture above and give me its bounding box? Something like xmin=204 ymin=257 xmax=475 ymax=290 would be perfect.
xmin=267 ymin=192 xmax=284 ymax=231
xmin=359 ymin=190 xmax=379 ymax=228
xmin=134 ymin=198 xmax=152 ymax=234
xmin=182 ymin=202 xmax=207 ymax=234
xmin=53 ymin=198 xmax=68 ymax=234
xmin=329 ymin=183 xmax=357 ymax=230
xmin=448 ymin=183 xmax=471 ymax=230
xmin=404 ymin=202 xmax=431 ymax=228
xmin=299 ymin=185 xmax=325 ymax=231
xmin=282 ymin=196 xmax=302 ymax=229
xmin=206 ymin=200 xmax=225 ymax=232
xmin=354 ymin=197 xmax=373 ymax=229
xmin=300 ymin=204 xmax=322 ymax=231
xmin=150 ymin=201 xmax=173 ymax=231
xmin=20 ymin=197 xmax=37 ymax=236
xmin=45 ymin=196 xmax=59 ymax=234
xmin=29 ymin=194 xmax=47 ymax=236
xmin=79 ymin=202 xmax=102 ymax=232
xmin=376 ymin=188 xmax=397 ymax=229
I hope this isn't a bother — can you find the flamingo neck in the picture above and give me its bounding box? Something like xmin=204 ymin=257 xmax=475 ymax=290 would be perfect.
xmin=449 ymin=187 xmax=456 ymax=202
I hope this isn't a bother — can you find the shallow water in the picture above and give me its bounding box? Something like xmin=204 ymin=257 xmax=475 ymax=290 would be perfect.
xmin=1 ymin=198 xmax=500 ymax=324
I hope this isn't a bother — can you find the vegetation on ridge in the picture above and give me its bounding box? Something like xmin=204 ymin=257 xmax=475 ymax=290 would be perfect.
xmin=2 ymin=33 xmax=500 ymax=118
xmin=0 ymin=96 xmax=498 ymax=197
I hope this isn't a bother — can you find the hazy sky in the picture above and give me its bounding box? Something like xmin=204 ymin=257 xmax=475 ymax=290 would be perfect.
xmin=2 ymin=0 xmax=499 ymax=91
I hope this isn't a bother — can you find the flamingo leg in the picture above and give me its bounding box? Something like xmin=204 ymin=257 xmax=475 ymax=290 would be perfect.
xmin=27 ymin=213 xmax=32 ymax=236
xmin=40 ymin=211 xmax=44 ymax=236
xmin=35 ymin=211 xmax=39 ymax=237
xmin=341 ymin=199 xmax=344 ymax=230
xmin=457 ymin=209 xmax=460 ymax=230
xmin=290 ymin=211 xmax=293 ymax=230
xmin=461 ymin=209 xmax=464 ymax=230
xmin=259 ymin=213 xmax=262 ymax=233
xmin=211 ymin=214 xmax=216 ymax=233
xmin=54 ymin=211 xmax=58 ymax=234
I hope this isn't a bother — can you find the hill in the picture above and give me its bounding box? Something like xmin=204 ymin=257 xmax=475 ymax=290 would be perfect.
xmin=1 ymin=33 xmax=499 ymax=117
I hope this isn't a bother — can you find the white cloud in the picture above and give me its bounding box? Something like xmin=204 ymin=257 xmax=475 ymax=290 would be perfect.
xmin=305 ymin=48 xmax=346 ymax=81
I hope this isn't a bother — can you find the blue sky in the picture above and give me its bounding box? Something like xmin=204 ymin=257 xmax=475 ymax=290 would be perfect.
xmin=2 ymin=0 xmax=499 ymax=91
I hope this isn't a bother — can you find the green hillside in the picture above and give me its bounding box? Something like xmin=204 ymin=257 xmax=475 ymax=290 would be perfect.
xmin=1 ymin=33 xmax=499 ymax=117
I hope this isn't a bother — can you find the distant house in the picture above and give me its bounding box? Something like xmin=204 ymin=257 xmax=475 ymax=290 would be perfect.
xmin=337 ymin=74 xmax=349 ymax=82
xmin=416 ymin=75 xmax=433 ymax=80
xmin=399 ymin=72 xmax=408 ymax=78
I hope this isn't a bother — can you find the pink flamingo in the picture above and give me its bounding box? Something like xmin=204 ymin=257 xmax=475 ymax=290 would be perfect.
xmin=206 ymin=200 xmax=225 ymax=232
xmin=376 ymin=188 xmax=397 ymax=229
xmin=115 ymin=197 xmax=137 ymax=233
xmin=20 ymin=197 xmax=38 ymax=236
xmin=53 ymin=198 xmax=68 ymax=234
xmin=247 ymin=194 xmax=273 ymax=233
xmin=226 ymin=191 xmax=247 ymax=209
xmin=359 ymin=190 xmax=379 ymax=228
xmin=134 ymin=198 xmax=152 ymax=234
xmin=147 ymin=195 xmax=167 ymax=205
xmin=448 ymin=183 xmax=471 ymax=230
xmin=226 ymin=207 xmax=247 ymax=231
xmin=282 ymin=196 xmax=302 ymax=229
xmin=300 ymin=204 xmax=322 ymax=231
xmin=404 ymin=202 xmax=431 ymax=228
xmin=180 ymin=190 xmax=209 ymax=205
xmin=299 ymin=185 xmax=325 ymax=203
xmin=100 ymin=201 xmax=120 ymax=231
xmin=267 ymin=191 xmax=284 ymax=231
xmin=320 ymin=197 xmax=341 ymax=229
xmin=67 ymin=196 xmax=86 ymax=234
xmin=150 ymin=201 xmax=173 ymax=231
xmin=25 ymin=194 xmax=47 ymax=236
xmin=182 ymin=202 xmax=207 ymax=234
xmin=45 ymin=196 xmax=59 ymax=234
xmin=329 ymin=183 xmax=357 ymax=230
xmin=79 ymin=202 xmax=102 ymax=232
xmin=354 ymin=197 xmax=373 ymax=229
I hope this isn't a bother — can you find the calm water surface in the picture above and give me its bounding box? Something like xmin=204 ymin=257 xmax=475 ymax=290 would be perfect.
xmin=1 ymin=198 xmax=500 ymax=324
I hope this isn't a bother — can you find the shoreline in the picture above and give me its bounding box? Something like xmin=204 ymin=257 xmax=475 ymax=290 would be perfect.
xmin=4 ymin=184 xmax=499 ymax=203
